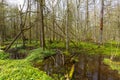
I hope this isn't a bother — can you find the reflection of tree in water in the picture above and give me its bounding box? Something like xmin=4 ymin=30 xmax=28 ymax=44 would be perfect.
xmin=40 ymin=52 xmax=120 ymax=80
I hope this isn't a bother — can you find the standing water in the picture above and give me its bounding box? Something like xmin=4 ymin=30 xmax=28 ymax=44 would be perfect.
xmin=39 ymin=52 xmax=120 ymax=80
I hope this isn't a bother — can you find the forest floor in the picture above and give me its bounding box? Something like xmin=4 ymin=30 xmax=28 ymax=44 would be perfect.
xmin=0 ymin=41 xmax=120 ymax=80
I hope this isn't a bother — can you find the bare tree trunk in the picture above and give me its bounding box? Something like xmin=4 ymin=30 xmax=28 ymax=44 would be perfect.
xmin=19 ymin=0 xmax=29 ymax=48
xmin=36 ymin=1 xmax=39 ymax=43
xmin=117 ymin=0 xmax=120 ymax=41
xmin=20 ymin=11 xmax=26 ymax=48
xmin=86 ymin=0 xmax=89 ymax=40
xmin=5 ymin=27 xmax=32 ymax=52
xmin=98 ymin=0 xmax=104 ymax=80
xmin=99 ymin=0 xmax=104 ymax=45
xmin=93 ymin=0 xmax=97 ymax=42
xmin=51 ymin=0 xmax=56 ymax=41
xmin=39 ymin=0 xmax=45 ymax=50
xmin=28 ymin=0 xmax=32 ymax=44
xmin=66 ymin=0 xmax=69 ymax=52
xmin=0 ymin=0 xmax=5 ymax=46
xmin=76 ymin=0 xmax=81 ymax=42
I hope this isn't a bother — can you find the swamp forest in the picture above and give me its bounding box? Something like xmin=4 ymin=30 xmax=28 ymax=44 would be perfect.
xmin=0 ymin=0 xmax=120 ymax=80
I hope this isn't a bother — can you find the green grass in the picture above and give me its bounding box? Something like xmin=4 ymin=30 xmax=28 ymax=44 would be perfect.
xmin=104 ymin=59 xmax=120 ymax=74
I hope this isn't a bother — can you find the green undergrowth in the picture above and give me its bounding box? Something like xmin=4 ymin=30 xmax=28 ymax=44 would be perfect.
xmin=0 ymin=50 xmax=9 ymax=59
xmin=47 ymin=41 xmax=65 ymax=49
xmin=79 ymin=41 xmax=120 ymax=56
xmin=47 ymin=41 xmax=120 ymax=56
xmin=104 ymin=59 xmax=120 ymax=74
xmin=0 ymin=48 xmax=55 ymax=80
xmin=0 ymin=60 xmax=53 ymax=80
xmin=0 ymin=40 xmax=119 ymax=80
xmin=26 ymin=48 xmax=55 ymax=63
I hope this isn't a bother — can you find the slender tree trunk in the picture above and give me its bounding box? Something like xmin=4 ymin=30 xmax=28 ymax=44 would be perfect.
xmin=36 ymin=1 xmax=39 ymax=43
xmin=19 ymin=0 xmax=29 ymax=48
xmin=98 ymin=0 xmax=104 ymax=80
xmin=20 ymin=11 xmax=26 ymax=48
xmin=39 ymin=0 xmax=45 ymax=50
xmin=117 ymin=0 xmax=120 ymax=41
xmin=66 ymin=0 xmax=69 ymax=52
xmin=94 ymin=0 xmax=97 ymax=42
xmin=51 ymin=0 xmax=56 ymax=41
xmin=0 ymin=0 xmax=5 ymax=46
xmin=76 ymin=0 xmax=81 ymax=42
xmin=99 ymin=0 xmax=104 ymax=45
xmin=83 ymin=0 xmax=89 ymax=40
xmin=28 ymin=0 xmax=32 ymax=44
xmin=86 ymin=0 xmax=89 ymax=40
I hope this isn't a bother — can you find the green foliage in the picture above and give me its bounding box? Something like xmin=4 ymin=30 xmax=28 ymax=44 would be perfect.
xmin=63 ymin=50 xmax=70 ymax=56
xmin=26 ymin=48 xmax=44 ymax=62
xmin=18 ymin=49 xmax=28 ymax=55
xmin=41 ymin=49 xmax=55 ymax=57
xmin=0 ymin=48 xmax=54 ymax=80
xmin=104 ymin=59 xmax=120 ymax=74
xmin=52 ymin=74 xmax=65 ymax=80
xmin=26 ymin=48 xmax=55 ymax=62
xmin=46 ymin=41 xmax=120 ymax=56
xmin=47 ymin=41 xmax=65 ymax=49
xmin=79 ymin=42 xmax=98 ymax=49
xmin=76 ymin=42 xmax=120 ymax=56
xmin=0 ymin=45 xmax=6 ymax=50
xmin=0 ymin=50 xmax=9 ymax=59
xmin=0 ymin=60 xmax=53 ymax=80
xmin=11 ymin=44 xmax=23 ymax=49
